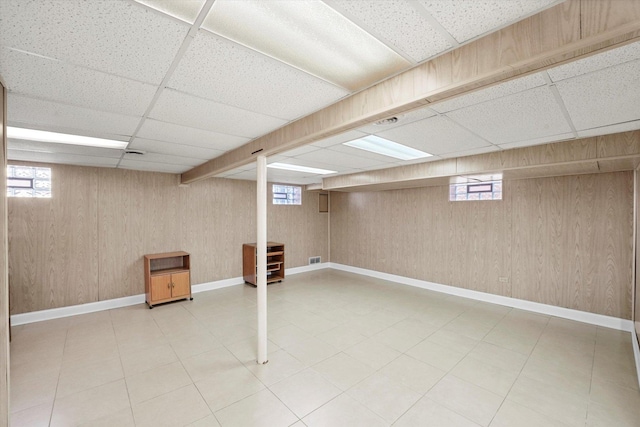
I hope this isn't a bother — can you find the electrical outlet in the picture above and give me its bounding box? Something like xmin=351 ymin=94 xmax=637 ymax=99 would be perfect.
xmin=498 ymin=277 xmax=509 ymax=283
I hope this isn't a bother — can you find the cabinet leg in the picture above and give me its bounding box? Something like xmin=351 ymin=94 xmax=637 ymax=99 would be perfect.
xmin=149 ymin=305 xmax=154 ymax=309
xmin=190 ymin=297 xmax=193 ymax=300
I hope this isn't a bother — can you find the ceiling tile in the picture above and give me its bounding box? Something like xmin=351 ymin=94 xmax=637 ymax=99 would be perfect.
xmin=119 ymin=159 xmax=189 ymax=174
xmin=8 ymin=149 xmax=120 ymax=168
xmin=310 ymin=130 xmax=370 ymax=148
xmin=358 ymin=107 xmax=438 ymax=133
xmin=0 ymin=0 xmax=188 ymax=84
xmin=0 ymin=48 xmax=157 ymax=116
xmin=279 ymin=145 xmax=322 ymax=158
xmin=7 ymin=94 xmax=140 ymax=139
xmin=555 ymin=59 xmax=640 ymax=131
xmin=431 ymin=73 xmax=547 ymax=113
xmin=376 ymin=115 xmax=489 ymax=155
xmin=576 ymin=120 xmax=640 ymax=139
xmin=328 ymin=0 xmax=452 ymax=62
xmin=293 ymin=147 xmax=388 ymax=170
xmin=498 ymin=133 xmax=575 ymax=150
xmin=440 ymin=145 xmax=500 ymax=159
xmin=168 ymin=31 xmax=349 ymax=121
xmin=8 ymin=139 xmax=123 ymax=158
xmin=122 ymin=151 xmax=202 ymax=167
xmin=224 ymin=170 xmax=257 ymax=181
xmin=128 ymin=138 xmax=224 ymax=160
xmin=137 ymin=119 xmax=249 ymax=152
xmin=202 ymin=0 xmax=410 ymax=91
xmin=445 ymin=86 xmax=572 ymax=145
xmin=547 ymin=40 xmax=640 ymax=82
xmin=417 ymin=0 xmax=561 ymax=43
xmin=149 ymin=89 xmax=288 ymax=138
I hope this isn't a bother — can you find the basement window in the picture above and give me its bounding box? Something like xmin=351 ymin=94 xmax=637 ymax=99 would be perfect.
xmin=7 ymin=165 xmax=52 ymax=198
xmin=273 ymin=184 xmax=301 ymax=205
xmin=449 ymin=175 xmax=502 ymax=201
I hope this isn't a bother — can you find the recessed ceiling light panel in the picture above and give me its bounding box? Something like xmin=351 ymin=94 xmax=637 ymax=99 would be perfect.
xmin=343 ymin=135 xmax=432 ymax=160
xmin=7 ymin=127 xmax=128 ymax=150
xmin=267 ymin=162 xmax=337 ymax=175
xmin=202 ymin=0 xmax=410 ymax=91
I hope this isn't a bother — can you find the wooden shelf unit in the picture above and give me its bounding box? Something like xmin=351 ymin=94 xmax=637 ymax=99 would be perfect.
xmin=144 ymin=251 xmax=192 ymax=308
xmin=243 ymin=242 xmax=285 ymax=286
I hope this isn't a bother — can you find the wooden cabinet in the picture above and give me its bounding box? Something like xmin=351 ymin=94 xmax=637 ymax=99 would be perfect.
xmin=144 ymin=251 xmax=192 ymax=308
xmin=243 ymin=242 xmax=285 ymax=286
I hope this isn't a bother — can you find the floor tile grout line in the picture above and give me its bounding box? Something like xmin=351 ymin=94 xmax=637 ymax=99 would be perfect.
xmin=47 ymin=326 xmax=69 ymax=427
xmin=482 ymin=308 xmax=545 ymax=427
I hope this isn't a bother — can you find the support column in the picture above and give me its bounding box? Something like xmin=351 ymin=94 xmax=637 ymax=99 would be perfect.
xmin=256 ymin=155 xmax=268 ymax=364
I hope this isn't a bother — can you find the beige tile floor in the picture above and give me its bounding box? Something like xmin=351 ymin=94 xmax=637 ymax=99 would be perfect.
xmin=9 ymin=269 xmax=640 ymax=427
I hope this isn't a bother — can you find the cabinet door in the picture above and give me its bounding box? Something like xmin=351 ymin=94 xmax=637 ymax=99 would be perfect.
xmin=171 ymin=271 xmax=190 ymax=298
xmin=150 ymin=274 xmax=172 ymax=302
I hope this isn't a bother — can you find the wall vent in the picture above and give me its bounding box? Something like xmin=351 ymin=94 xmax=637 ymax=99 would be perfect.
xmin=309 ymin=256 xmax=321 ymax=265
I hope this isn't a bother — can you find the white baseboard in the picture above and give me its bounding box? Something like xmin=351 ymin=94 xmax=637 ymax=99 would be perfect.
xmin=633 ymin=329 xmax=640 ymax=389
xmin=10 ymin=263 xmax=331 ymax=326
xmin=10 ymin=294 xmax=146 ymax=326
xmin=286 ymin=262 xmax=330 ymax=275
xmin=8 ymin=261 xmax=630 ymax=331
xmin=192 ymin=276 xmax=245 ymax=294
xmin=329 ymin=262 xmax=634 ymax=332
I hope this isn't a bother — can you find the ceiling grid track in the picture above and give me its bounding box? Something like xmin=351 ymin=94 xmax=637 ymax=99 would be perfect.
xmin=115 ymin=0 xmax=217 ymax=168
xmin=407 ymin=1 xmax=459 ymax=49
xmin=542 ymin=71 xmax=579 ymax=139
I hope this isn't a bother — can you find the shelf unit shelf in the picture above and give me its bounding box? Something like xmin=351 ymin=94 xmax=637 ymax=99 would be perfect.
xmin=243 ymin=242 xmax=285 ymax=286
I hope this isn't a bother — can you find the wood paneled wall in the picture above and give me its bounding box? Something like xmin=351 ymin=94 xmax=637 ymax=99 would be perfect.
xmin=635 ymin=169 xmax=640 ymax=344
xmin=0 ymin=82 xmax=9 ymax=427
xmin=330 ymin=172 xmax=634 ymax=319
xmin=8 ymin=163 xmax=328 ymax=314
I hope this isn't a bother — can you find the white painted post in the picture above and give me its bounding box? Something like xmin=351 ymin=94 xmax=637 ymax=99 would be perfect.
xmin=256 ymin=155 xmax=268 ymax=364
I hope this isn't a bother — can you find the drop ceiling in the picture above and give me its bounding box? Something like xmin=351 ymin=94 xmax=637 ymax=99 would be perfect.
xmin=2 ymin=0 xmax=639 ymax=186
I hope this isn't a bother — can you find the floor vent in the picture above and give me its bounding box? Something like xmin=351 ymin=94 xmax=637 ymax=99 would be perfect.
xmin=309 ymin=256 xmax=321 ymax=265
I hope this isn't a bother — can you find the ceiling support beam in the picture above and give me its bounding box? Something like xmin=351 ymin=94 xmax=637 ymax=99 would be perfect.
xmin=321 ymin=131 xmax=640 ymax=192
xmin=181 ymin=0 xmax=640 ymax=184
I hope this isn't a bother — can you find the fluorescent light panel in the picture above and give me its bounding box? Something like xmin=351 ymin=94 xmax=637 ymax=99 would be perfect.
xmin=202 ymin=0 xmax=410 ymax=91
xmin=343 ymin=135 xmax=432 ymax=160
xmin=7 ymin=127 xmax=128 ymax=149
xmin=268 ymin=162 xmax=336 ymax=175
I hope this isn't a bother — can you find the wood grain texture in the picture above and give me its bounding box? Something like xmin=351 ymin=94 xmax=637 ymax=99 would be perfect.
xmin=581 ymin=0 xmax=640 ymax=38
xmin=330 ymin=172 xmax=633 ymax=319
xmin=635 ymin=168 xmax=640 ymax=343
xmin=0 ymin=83 xmax=9 ymax=427
xmin=181 ymin=0 xmax=640 ymax=184
xmin=511 ymin=173 xmax=633 ymax=318
xmin=330 ymin=184 xmax=512 ymax=298
xmin=8 ymin=166 xmax=328 ymax=314
xmin=97 ymin=168 xmax=146 ymax=301
xmin=8 ymin=164 xmax=99 ymax=313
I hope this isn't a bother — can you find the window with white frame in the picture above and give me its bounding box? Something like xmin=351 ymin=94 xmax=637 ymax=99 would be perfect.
xmin=272 ymin=184 xmax=301 ymax=205
xmin=7 ymin=165 xmax=52 ymax=198
xmin=449 ymin=175 xmax=502 ymax=201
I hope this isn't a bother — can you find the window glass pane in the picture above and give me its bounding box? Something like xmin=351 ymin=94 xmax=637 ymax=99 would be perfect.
xmin=7 ymin=165 xmax=52 ymax=198
xmin=272 ymin=184 xmax=301 ymax=205
xmin=450 ymin=180 xmax=502 ymax=202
